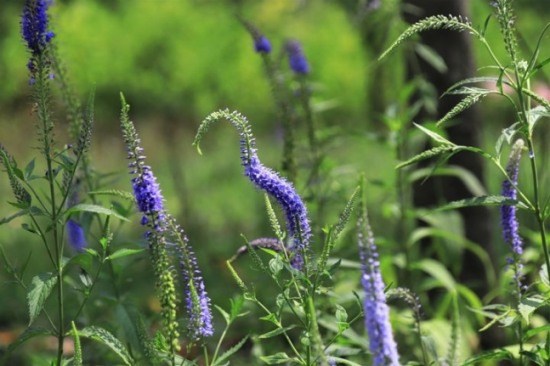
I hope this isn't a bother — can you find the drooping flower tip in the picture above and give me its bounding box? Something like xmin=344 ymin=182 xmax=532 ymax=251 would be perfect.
xmin=67 ymin=219 xmax=87 ymax=252
xmin=21 ymin=0 xmax=54 ymax=57
xmin=286 ymin=40 xmax=310 ymax=75
xmin=358 ymin=213 xmax=399 ymax=366
xmin=254 ymin=35 xmax=272 ymax=54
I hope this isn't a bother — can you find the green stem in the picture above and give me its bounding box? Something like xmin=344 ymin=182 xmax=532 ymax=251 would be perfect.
xmin=261 ymin=54 xmax=297 ymax=182
xmin=210 ymin=323 xmax=230 ymax=365
xmin=255 ymin=298 xmax=305 ymax=364
xmin=526 ymin=139 xmax=550 ymax=281
xmin=306 ymin=296 xmax=327 ymax=366
xmin=36 ymin=55 xmax=64 ymax=366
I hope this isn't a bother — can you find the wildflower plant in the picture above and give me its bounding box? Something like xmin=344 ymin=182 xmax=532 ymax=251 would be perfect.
xmin=3 ymin=0 xmax=550 ymax=365
xmin=383 ymin=0 xmax=550 ymax=363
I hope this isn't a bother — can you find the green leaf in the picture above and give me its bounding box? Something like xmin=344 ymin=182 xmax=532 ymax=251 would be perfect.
xmin=65 ymin=204 xmax=129 ymax=222
xmin=88 ymin=190 xmax=135 ymax=201
xmin=527 ymin=106 xmax=550 ymax=134
xmin=229 ymin=295 xmax=245 ymax=321
xmin=27 ymin=272 xmax=58 ymax=326
xmin=524 ymin=324 xmax=550 ymax=341
xmin=0 ymin=210 xmax=29 ymax=226
xmin=436 ymin=195 xmax=524 ymax=211
xmin=413 ymin=123 xmax=454 ymax=145
xmin=213 ymin=336 xmax=249 ymax=366
xmin=259 ymin=325 xmax=297 ymax=339
xmin=106 ymin=248 xmax=145 ymax=261
xmin=415 ymin=43 xmax=447 ymax=73
xmin=518 ymin=296 xmax=545 ymax=322
xmin=214 ymin=305 xmax=231 ymax=325
xmin=335 ymin=304 xmax=348 ymax=323
xmin=327 ymin=357 xmax=364 ymax=366
xmin=269 ymin=256 xmax=284 ymax=276
xmin=6 ymin=327 xmax=52 ymax=355
xmin=409 ymin=165 xmax=487 ymax=196
xmin=462 ymin=349 xmax=513 ymax=365
xmin=24 ymin=158 xmax=36 ymax=180
xmin=260 ymin=352 xmax=295 ymax=364
xmin=540 ymin=264 xmax=550 ymax=288
xmin=77 ymin=326 xmax=133 ymax=365
xmin=443 ymin=76 xmax=501 ymax=96
xmin=412 ymin=259 xmax=455 ymax=291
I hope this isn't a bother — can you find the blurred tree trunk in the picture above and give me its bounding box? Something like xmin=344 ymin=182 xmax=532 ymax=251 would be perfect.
xmin=403 ymin=0 xmax=503 ymax=349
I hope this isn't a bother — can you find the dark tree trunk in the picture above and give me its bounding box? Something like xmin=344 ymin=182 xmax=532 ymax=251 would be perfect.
xmin=404 ymin=0 xmax=504 ymax=349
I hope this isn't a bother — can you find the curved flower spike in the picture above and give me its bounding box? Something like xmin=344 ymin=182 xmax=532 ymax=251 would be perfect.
xmin=194 ymin=109 xmax=311 ymax=268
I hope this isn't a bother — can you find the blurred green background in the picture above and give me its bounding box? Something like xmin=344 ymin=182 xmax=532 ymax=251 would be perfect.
xmin=1 ymin=0 xmax=550 ymax=363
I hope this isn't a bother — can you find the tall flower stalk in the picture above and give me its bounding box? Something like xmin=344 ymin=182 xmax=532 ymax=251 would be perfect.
xmin=120 ymin=96 xmax=179 ymax=355
xmin=120 ymin=95 xmax=213 ymax=357
xmin=357 ymin=197 xmax=399 ymax=365
xmin=21 ymin=2 xmax=67 ymax=364
xmin=241 ymin=21 xmax=297 ymax=181
xmin=193 ymin=109 xmax=312 ymax=268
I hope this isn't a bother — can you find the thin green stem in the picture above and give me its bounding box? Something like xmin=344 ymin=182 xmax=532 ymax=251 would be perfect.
xmin=203 ymin=345 xmax=210 ymax=366
xmin=210 ymin=323 xmax=230 ymax=365
xmin=71 ymin=259 xmax=104 ymax=322
xmin=526 ymin=139 xmax=550 ymax=281
xmin=254 ymin=298 xmax=305 ymax=364
xmin=415 ymin=310 xmax=429 ymax=366
xmin=513 ymin=57 xmax=550 ymax=281
xmin=28 ymin=213 xmax=56 ymax=268
xmin=36 ymin=55 xmax=64 ymax=366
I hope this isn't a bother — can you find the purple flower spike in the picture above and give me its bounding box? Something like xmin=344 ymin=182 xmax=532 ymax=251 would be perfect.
xmin=358 ymin=210 xmax=399 ymax=366
xmin=286 ymin=40 xmax=310 ymax=75
xmin=244 ymin=152 xmax=311 ymax=266
xmin=21 ymin=0 xmax=55 ymax=79
xmin=194 ymin=110 xmax=312 ymax=268
xmin=67 ymin=219 xmax=87 ymax=252
xmin=180 ymin=245 xmax=214 ymax=339
xmin=500 ymin=139 xmax=524 ymax=256
xmin=254 ymin=35 xmax=272 ymax=54
xmin=500 ymin=139 xmax=524 ymax=292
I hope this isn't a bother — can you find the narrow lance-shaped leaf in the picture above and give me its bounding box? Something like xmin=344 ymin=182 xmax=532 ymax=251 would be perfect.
xmin=413 ymin=123 xmax=454 ymax=145
xmin=213 ymin=336 xmax=249 ymax=366
xmin=437 ymin=195 xmax=527 ymax=212
xmin=65 ymin=203 xmax=129 ymax=222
